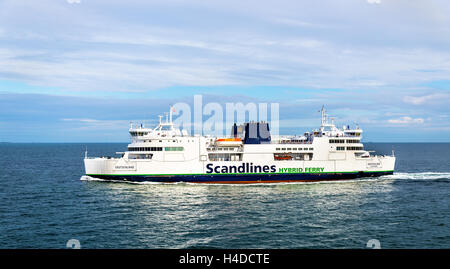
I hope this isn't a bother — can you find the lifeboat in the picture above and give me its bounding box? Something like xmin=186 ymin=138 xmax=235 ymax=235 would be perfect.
xmin=274 ymin=154 xmax=292 ymax=160
xmin=215 ymin=138 xmax=242 ymax=147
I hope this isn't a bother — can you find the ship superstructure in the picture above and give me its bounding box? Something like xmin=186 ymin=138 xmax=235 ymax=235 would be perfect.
xmin=84 ymin=106 xmax=395 ymax=183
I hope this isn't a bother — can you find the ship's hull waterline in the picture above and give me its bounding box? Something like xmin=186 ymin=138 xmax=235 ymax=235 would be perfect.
xmin=86 ymin=170 xmax=394 ymax=184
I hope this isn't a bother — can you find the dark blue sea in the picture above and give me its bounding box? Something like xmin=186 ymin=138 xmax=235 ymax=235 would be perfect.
xmin=0 ymin=143 xmax=448 ymax=249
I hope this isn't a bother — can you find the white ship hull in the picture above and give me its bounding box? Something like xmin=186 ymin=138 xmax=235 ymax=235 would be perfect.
xmin=84 ymin=147 xmax=395 ymax=183
xmin=83 ymin=106 xmax=396 ymax=184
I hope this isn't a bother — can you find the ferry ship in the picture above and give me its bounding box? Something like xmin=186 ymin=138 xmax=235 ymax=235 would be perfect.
xmin=84 ymin=106 xmax=395 ymax=183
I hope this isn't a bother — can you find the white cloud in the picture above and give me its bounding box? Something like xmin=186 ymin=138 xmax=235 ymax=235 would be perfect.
xmin=1 ymin=0 xmax=450 ymax=95
xmin=403 ymin=93 xmax=450 ymax=105
xmin=367 ymin=0 xmax=381 ymax=4
xmin=67 ymin=0 xmax=81 ymax=4
xmin=388 ymin=117 xmax=424 ymax=124
xmin=62 ymin=118 xmax=100 ymax=123
xmin=272 ymin=18 xmax=332 ymax=29
xmin=61 ymin=118 xmax=131 ymax=130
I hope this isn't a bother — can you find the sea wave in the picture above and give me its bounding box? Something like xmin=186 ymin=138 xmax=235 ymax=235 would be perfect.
xmin=80 ymin=175 xmax=382 ymax=186
xmin=80 ymin=175 xmax=186 ymax=185
xmin=380 ymin=172 xmax=450 ymax=180
xmin=80 ymin=175 xmax=102 ymax=181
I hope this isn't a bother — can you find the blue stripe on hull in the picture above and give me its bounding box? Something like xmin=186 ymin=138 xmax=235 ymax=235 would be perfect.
xmin=86 ymin=171 xmax=393 ymax=184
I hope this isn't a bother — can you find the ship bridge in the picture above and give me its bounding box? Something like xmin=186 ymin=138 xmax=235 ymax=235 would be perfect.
xmin=317 ymin=106 xmax=362 ymax=138
xmin=129 ymin=106 xmax=188 ymax=142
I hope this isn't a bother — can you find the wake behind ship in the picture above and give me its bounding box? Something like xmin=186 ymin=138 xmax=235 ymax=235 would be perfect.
xmin=84 ymin=107 xmax=395 ymax=183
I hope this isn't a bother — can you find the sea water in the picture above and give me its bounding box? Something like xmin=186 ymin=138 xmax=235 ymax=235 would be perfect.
xmin=0 ymin=143 xmax=448 ymax=248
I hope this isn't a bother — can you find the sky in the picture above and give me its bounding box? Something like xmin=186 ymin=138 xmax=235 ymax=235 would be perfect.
xmin=0 ymin=0 xmax=450 ymax=142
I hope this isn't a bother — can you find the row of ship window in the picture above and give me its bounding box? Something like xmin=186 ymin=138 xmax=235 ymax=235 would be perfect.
xmin=336 ymin=146 xmax=364 ymax=151
xmin=128 ymin=147 xmax=184 ymax=152
xmin=329 ymin=139 xmax=361 ymax=143
xmin=128 ymin=154 xmax=153 ymax=159
xmin=208 ymin=153 xmax=242 ymax=161
xmin=276 ymin=147 xmax=313 ymax=151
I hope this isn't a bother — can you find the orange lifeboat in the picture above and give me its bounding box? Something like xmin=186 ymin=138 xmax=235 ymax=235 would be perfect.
xmin=274 ymin=154 xmax=292 ymax=160
xmin=215 ymin=138 xmax=242 ymax=146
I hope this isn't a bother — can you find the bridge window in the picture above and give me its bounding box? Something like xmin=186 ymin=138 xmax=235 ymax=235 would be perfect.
xmin=130 ymin=131 xmax=148 ymax=136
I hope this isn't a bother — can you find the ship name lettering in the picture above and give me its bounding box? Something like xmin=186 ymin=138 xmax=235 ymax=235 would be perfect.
xmin=205 ymin=163 xmax=276 ymax=174
xmin=114 ymin=166 xmax=135 ymax=169
xmin=279 ymin=167 xmax=324 ymax=173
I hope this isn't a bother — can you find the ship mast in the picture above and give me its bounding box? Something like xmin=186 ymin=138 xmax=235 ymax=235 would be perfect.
xmin=320 ymin=105 xmax=326 ymax=127
xmin=319 ymin=105 xmax=337 ymax=133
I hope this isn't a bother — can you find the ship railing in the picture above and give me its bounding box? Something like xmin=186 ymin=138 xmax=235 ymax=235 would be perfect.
xmin=313 ymin=134 xmax=361 ymax=138
xmin=272 ymin=141 xmax=313 ymax=144
xmin=206 ymin=147 xmax=244 ymax=152
xmin=84 ymin=156 xmax=119 ymax=160
xmin=331 ymin=134 xmax=361 ymax=138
